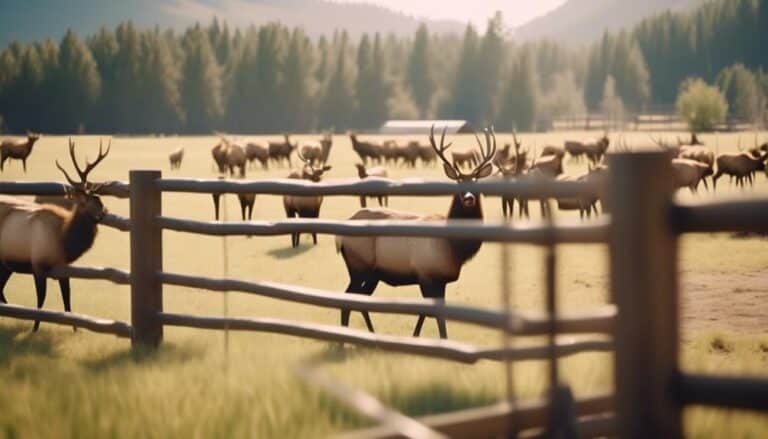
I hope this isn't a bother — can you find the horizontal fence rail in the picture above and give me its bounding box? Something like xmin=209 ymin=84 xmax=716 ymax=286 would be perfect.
xmin=677 ymin=373 xmax=768 ymax=411
xmin=159 ymin=271 xmax=616 ymax=335
xmin=101 ymin=213 xmax=131 ymax=232
xmin=339 ymin=393 xmax=615 ymax=439
xmin=0 ymin=303 xmax=132 ymax=338
xmin=49 ymin=265 xmax=131 ymax=285
xmin=0 ymin=181 xmax=130 ymax=198
xmin=159 ymin=312 xmax=611 ymax=364
xmin=157 ymin=177 xmax=599 ymax=198
xmin=673 ymin=198 xmax=768 ymax=234
xmin=159 ymin=217 xmax=609 ymax=244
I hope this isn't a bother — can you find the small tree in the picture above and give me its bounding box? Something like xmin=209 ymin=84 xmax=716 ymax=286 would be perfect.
xmin=676 ymin=78 xmax=728 ymax=132
xmin=601 ymin=75 xmax=625 ymax=130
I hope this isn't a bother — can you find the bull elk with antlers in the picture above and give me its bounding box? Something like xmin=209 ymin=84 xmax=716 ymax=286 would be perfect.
xmin=1 ymin=132 xmax=41 ymax=172
xmin=283 ymin=150 xmax=332 ymax=248
xmin=336 ymin=125 xmax=496 ymax=339
xmin=0 ymin=139 xmax=111 ymax=330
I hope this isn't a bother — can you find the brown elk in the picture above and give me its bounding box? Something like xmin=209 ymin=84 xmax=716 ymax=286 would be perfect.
xmin=268 ymin=134 xmax=296 ymax=167
xmin=564 ymin=141 xmax=586 ymax=161
xmin=300 ymin=132 xmax=333 ymax=165
xmin=541 ymin=145 xmax=566 ymax=158
xmin=552 ymin=165 xmax=607 ymax=219
xmin=169 ymin=147 xmax=184 ymax=170
xmin=417 ymin=141 xmax=437 ymax=166
xmin=672 ymin=158 xmax=712 ymax=193
xmin=495 ymin=135 xmax=529 ymax=219
xmin=451 ymin=148 xmax=478 ymax=169
xmin=1 ymin=132 xmax=41 ymax=172
xmin=283 ymin=151 xmax=332 ymax=248
xmin=336 ymin=125 xmax=496 ymax=339
xmin=212 ymin=139 xmax=229 ymax=173
xmin=395 ymin=141 xmax=420 ymax=167
xmin=713 ymin=150 xmax=768 ymax=189
xmin=211 ymin=176 xmax=256 ymax=222
xmin=246 ymin=141 xmax=269 ymax=170
xmin=531 ymin=150 xmax=564 ymax=177
xmin=349 ymin=133 xmax=382 ymax=165
xmin=225 ymin=142 xmax=247 ymax=177
xmin=583 ymin=135 xmax=610 ymax=164
xmin=354 ymin=163 xmax=388 ymax=208
xmin=0 ymin=139 xmax=111 ymax=330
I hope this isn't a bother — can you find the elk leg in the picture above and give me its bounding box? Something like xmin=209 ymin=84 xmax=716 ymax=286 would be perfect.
xmin=360 ymin=196 xmax=367 ymax=208
xmin=418 ymin=283 xmax=448 ymax=339
xmin=501 ymin=199 xmax=508 ymax=218
xmin=212 ymin=194 xmax=221 ymax=221
xmin=33 ymin=274 xmax=47 ymax=332
xmin=413 ymin=315 xmax=426 ymax=337
xmin=22 ymin=159 xmax=27 ymax=173
xmin=248 ymin=203 xmax=254 ymax=221
xmin=59 ymin=278 xmax=77 ymax=332
xmin=0 ymin=267 xmax=11 ymax=303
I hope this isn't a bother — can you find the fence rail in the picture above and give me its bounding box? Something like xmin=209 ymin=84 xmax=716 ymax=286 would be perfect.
xmin=2 ymin=153 xmax=768 ymax=438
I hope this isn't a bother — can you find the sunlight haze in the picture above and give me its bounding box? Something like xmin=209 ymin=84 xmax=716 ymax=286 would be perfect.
xmin=332 ymin=0 xmax=567 ymax=27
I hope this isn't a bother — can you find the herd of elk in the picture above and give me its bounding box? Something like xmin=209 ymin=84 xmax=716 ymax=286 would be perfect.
xmin=354 ymin=163 xmax=389 ymax=208
xmin=0 ymin=139 xmax=111 ymax=330
xmin=336 ymin=125 xmax=496 ymax=339
xmin=1 ymin=132 xmax=41 ymax=172
xmin=283 ymin=150 xmax=332 ymax=248
xmin=268 ymin=134 xmax=297 ymax=167
xmin=169 ymin=147 xmax=184 ymax=170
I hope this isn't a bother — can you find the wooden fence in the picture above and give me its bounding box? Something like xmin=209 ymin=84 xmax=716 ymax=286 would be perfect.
xmin=1 ymin=151 xmax=768 ymax=438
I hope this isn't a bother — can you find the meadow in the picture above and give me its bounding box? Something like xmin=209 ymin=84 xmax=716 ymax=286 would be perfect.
xmin=1 ymin=131 xmax=767 ymax=438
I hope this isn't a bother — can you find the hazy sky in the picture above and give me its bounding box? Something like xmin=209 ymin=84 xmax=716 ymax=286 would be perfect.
xmin=332 ymin=0 xmax=567 ymax=27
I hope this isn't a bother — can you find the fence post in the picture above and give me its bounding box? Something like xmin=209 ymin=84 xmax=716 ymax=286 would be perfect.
xmin=607 ymin=151 xmax=681 ymax=439
xmin=130 ymin=170 xmax=163 ymax=348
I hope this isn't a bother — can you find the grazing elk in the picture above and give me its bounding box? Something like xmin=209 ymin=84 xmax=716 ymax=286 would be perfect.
xmin=169 ymin=147 xmax=184 ymax=170
xmin=283 ymin=151 xmax=332 ymax=248
xmin=300 ymin=132 xmax=333 ymax=165
xmin=212 ymin=139 xmax=229 ymax=173
xmin=712 ymin=150 xmax=768 ymax=189
xmin=268 ymin=134 xmax=296 ymax=167
xmin=246 ymin=141 xmax=269 ymax=170
xmin=0 ymin=139 xmax=111 ymax=331
xmin=354 ymin=163 xmax=388 ymax=208
xmin=336 ymin=125 xmax=496 ymax=339
xmin=672 ymin=158 xmax=712 ymax=193
xmin=1 ymin=132 xmax=41 ymax=172
xmin=211 ymin=175 xmax=256 ymax=221
xmin=349 ymin=132 xmax=382 ymax=165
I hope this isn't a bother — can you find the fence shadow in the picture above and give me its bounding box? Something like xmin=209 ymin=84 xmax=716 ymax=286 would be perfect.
xmin=0 ymin=324 xmax=57 ymax=365
xmin=82 ymin=342 xmax=203 ymax=372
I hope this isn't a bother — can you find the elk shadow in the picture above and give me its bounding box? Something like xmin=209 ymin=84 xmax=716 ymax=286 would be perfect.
xmin=81 ymin=342 xmax=203 ymax=372
xmin=0 ymin=323 xmax=57 ymax=366
xmin=267 ymin=243 xmax=314 ymax=259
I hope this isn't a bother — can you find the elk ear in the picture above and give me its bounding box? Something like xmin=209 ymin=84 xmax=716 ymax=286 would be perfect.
xmin=443 ymin=163 xmax=460 ymax=181
xmin=475 ymin=162 xmax=493 ymax=179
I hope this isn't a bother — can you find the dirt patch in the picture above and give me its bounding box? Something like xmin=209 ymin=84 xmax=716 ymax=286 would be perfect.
xmin=681 ymin=269 xmax=768 ymax=337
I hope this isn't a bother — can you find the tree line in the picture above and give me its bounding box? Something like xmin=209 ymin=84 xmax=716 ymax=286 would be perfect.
xmin=0 ymin=0 xmax=766 ymax=134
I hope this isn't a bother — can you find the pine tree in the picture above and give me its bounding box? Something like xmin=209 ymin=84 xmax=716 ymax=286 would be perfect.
xmin=318 ymin=32 xmax=355 ymax=131
xmin=406 ymin=24 xmax=434 ymax=118
xmin=54 ymin=30 xmax=101 ymax=133
xmin=181 ymin=26 xmax=223 ymax=133
xmin=282 ymin=29 xmax=313 ymax=131
xmin=497 ymin=49 xmax=538 ymax=131
xmin=445 ymin=25 xmax=481 ymax=123
xmin=476 ymin=12 xmax=505 ymax=124
xmin=138 ymin=30 xmax=183 ymax=133
xmin=717 ymin=63 xmax=760 ymax=123
xmin=355 ymin=33 xmax=390 ymax=129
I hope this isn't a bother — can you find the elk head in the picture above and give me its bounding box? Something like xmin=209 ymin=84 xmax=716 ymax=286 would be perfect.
xmin=26 ymin=131 xmax=41 ymax=143
xmin=297 ymin=148 xmax=331 ymax=182
xmin=430 ymin=124 xmax=495 ymax=209
xmin=55 ymin=138 xmax=112 ymax=221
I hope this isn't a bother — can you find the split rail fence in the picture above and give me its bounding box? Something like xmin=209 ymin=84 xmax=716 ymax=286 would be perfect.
xmin=1 ymin=151 xmax=767 ymax=437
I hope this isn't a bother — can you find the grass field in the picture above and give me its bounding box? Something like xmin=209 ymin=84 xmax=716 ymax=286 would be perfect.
xmin=1 ymin=131 xmax=767 ymax=438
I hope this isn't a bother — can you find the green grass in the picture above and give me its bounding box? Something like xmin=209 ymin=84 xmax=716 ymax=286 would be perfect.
xmin=0 ymin=131 xmax=767 ymax=438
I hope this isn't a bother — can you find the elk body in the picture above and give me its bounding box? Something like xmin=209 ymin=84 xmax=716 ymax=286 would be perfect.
xmin=713 ymin=152 xmax=768 ymax=189
xmin=554 ymin=165 xmax=606 ymax=218
xmin=678 ymin=145 xmax=714 ymax=168
xmin=0 ymin=139 xmax=111 ymax=330
xmin=672 ymin=158 xmax=712 ymax=193
xmin=417 ymin=142 xmax=437 ymax=166
xmin=1 ymin=132 xmax=40 ymax=172
xmin=211 ymin=180 xmax=256 ymax=221
xmin=451 ymin=149 xmax=478 ymax=169
xmin=394 ymin=141 xmax=420 ymax=167
xmin=531 ymin=152 xmax=564 ymax=177
xmin=268 ymin=134 xmax=296 ymax=167
xmin=336 ymin=125 xmax=496 ymax=339
xmin=583 ymin=135 xmax=610 ymax=164
xmin=300 ymin=133 xmax=333 ymax=165
xmin=355 ymin=164 xmax=388 ymax=208
xmin=212 ymin=140 xmax=229 ymax=173
xmin=283 ymin=151 xmax=332 ymax=248
xmin=349 ymin=133 xmax=382 ymax=165
xmin=246 ymin=142 xmax=269 ymax=170
xmin=169 ymin=147 xmax=184 ymax=170
xmin=564 ymin=141 xmax=586 ymax=161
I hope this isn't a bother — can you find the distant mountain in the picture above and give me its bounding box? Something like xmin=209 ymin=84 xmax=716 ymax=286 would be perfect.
xmin=514 ymin=0 xmax=704 ymax=44
xmin=0 ymin=0 xmax=465 ymax=46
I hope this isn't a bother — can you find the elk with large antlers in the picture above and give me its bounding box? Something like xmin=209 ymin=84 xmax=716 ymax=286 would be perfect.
xmin=0 ymin=139 xmax=111 ymax=330
xmin=283 ymin=150 xmax=332 ymax=248
xmin=336 ymin=125 xmax=496 ymax=339
xmin=1 ymin=132 xmax=41 ymax=172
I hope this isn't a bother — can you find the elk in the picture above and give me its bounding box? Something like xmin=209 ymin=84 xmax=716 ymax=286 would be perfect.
xmin=225 ymin=142 xmax=247 ymax=177
xmin=712 ymin=151 xmax=768 ymax=189
xmin=336 ymin=125 xmax=496 ymax=339
xmin=300 ymin=132 xmax=333 ymax=165
xmin=246 ymin=141 xmax=269 ymax=170
xmin=672 ymin=158 xmax=712 ymax=193
xmin=583 ymin=135 xmax=610 ymax=164
xmin=417 ymin=141 xmax=437 ymax=166
xmin=451 ymin=149 xmax=478 ymax=169
xmin=0 ymin=139 xmax=111 ymax=331
xmin=1 ymin=132 xmax=41 ymax=172
xmin=564 ymin=141 xmax=586 ymax=161
xmin=349 ymin=132 xmax=382 ymax=165
xmin=495 ymin=136 xmax=529 ymax=219
xmin=678 ymin=145 xmax=714 ymax=169
xmin=531 ymin=150 xmax=564 ymax=177
xmin=396 ymin=141 xmax=420 ymax=168
xmin=268 ymin=134 xmax=296 ymax=167
xmin=553 ymin=165 xmax=607 ymax=218
xmin=354 ymin=163 xmax=388 ymax=208
xmin=380 ymin=141 xmax=398 ymax=165
xmin=169 ymin=147 xmax=184 ymax=170
xmin=212 ymin=139 xmax=229 ymax=173
xmin=283 ymin=151 xmax=332 ymax=248
xmin=541 ymin=145 xmax=566 ymax=158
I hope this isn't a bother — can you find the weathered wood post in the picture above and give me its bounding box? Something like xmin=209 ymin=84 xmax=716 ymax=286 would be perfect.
xmin=130 ymin=170 xmax=163 ymax=348
xmin=607 ymin=151 xmax=681 ymax=438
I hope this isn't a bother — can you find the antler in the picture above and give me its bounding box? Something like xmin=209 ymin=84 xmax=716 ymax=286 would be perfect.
xmin=429 ymin=124 xmax=457 ymax=171
xmin=474 ymin=126 xmax=497 ymax=175
xmin=57 ymin=138 xmax=111 ymax=189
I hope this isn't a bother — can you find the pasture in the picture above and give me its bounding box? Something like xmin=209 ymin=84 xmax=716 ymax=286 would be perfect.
xmin=1 ymin=131 xmax=767 ymax=438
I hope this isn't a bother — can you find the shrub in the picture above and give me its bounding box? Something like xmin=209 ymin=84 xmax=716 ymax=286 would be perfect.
xmin=676 ymin=78 xmax=728 ymax=132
